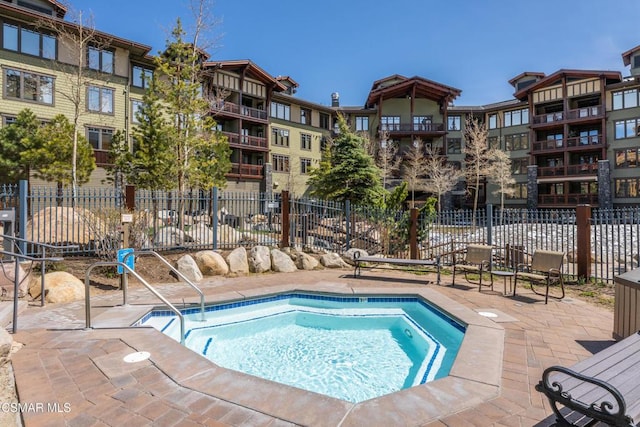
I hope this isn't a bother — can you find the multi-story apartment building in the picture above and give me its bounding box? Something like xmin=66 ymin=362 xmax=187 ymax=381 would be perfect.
xmin=4 ymin=0 xmax=640 ymax=209
xmin=0 ymin=0 xmax=154 ymax=186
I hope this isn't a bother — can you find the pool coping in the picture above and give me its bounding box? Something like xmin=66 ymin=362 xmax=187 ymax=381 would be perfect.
xmin=89 ymin=283 xmax=505 ymax=426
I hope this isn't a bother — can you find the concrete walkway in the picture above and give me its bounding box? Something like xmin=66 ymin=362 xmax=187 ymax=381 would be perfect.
xmin=9 ymin=268 xmax=616 ymax=426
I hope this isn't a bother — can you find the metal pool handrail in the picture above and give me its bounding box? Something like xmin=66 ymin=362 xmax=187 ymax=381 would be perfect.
xmin=85 ymin=261 xmax=186 ymax=345
xmin=0 ymin=249 xmax=64 ymax=333
xmin=0 ymin=234 xmax=78 ymax=307
xmin=123 ymin=250 xmax=205 ymax=321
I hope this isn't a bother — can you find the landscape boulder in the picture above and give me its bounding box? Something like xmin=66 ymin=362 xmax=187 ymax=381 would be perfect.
xmin=226 ymin=247 xmax=249 ymax=275
xmin=295 ymin=252 xmax=320 ymax=270
xmin=153 ymin=226 xmax=191 ymax=247
xmin=248 ymin=246 xmax=271 ymax=273
xmin=342 ymin=248 xmax=368 ymax=266
xmin=320 ymin=253 xmax=350 ymax=269
xmin=175 ymin=255 xmax=203 ymax=282
xmin=0 ymin=262 xmax=29 ymax=298
xmin=28 ymin=271 xmax=84 ymax=304
xmin=271 ymin=249 xmax=297 ymax=273
xmin=194 ymin=251 xmax=229 ymax=276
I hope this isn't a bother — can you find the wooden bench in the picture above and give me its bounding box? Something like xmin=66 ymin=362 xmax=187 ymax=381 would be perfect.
xmin=353 ymin=251 xmax=440 ymax=285
xmin=514 ymin=249 xmax=565 ymax=304
xmin=536 ymin=331 xmax=640 ymax=426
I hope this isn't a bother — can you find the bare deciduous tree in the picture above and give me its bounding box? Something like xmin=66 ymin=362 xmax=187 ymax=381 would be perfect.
xmin=37 ymin=6 xmax=111 ymax=201
xmin=376 ymin=131 xmax=402 ymax=193
xmin=423 ymin=145 xmax=463 ymax=214
xmin=463 ymin=115 xmax=492 ymax=224
xmin=402 ymin=139 xmax=429 ymax=208
xmin=488 ymin=148 xmax=516 ymax=222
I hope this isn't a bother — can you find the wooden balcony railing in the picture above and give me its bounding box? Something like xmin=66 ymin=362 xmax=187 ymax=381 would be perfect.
xmin=212 ymin=102 xmax=268 ymax=121
xmin=381 ymin=123 xmax=445 ymax=134
xmin=228 ymin=163 xmax=263 ymax=179
xmin=532 ymin=106 xmax=603 ymax=125
xmin=222 ymin=132 xmax=268 ymax=150
xmin=538 ymin=163 xmax=599 ymax=177
xmin=566 ymin=135 xmax=603 ymax=148
xmin=538 ymin=193 xmax=598 ymax=206
xmin=532 ymin=134 xmax=603 ymax=152
xmin=93 ymin=149 xmax=111 ymax=166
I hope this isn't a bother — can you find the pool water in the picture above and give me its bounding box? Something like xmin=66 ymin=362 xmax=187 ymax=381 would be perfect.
xmin=138 ymin=293 xmax=465 ymax=403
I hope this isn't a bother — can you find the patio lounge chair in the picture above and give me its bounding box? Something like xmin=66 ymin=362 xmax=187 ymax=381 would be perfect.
xmin=451 ymin=244 xmax=493 ymax=291
xmin=514 ymin=249 xmax=565 ymax=304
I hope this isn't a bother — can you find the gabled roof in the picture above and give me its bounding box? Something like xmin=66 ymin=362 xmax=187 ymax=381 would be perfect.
xmin=276 ymin=75 xmax=299 ymax=89
xmin=513 ymin=69 xmax=622 ymax=100
xmin=46 ymin=0 xmax=67 ymax=18
xmin=365 ymin=75 xmax=461 ymax=108
xmin=204 ymin=60 xmax=287 ymax=91
xmin=622 ymin=45 xmax=640 ymax=67
xmin=508 ymin=72 xmax=545 ymax=87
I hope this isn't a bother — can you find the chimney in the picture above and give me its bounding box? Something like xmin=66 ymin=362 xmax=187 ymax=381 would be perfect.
xmin=331 ymin=92 xmax=340 ymax=107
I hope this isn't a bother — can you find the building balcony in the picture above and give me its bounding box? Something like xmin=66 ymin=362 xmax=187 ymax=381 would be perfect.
xmin=227 ymin=163 xmax=263 ymax=180
xmin=222 ymin=132 xmax=268 ymax=151
xmin=380 ymin=122 xmax=445 ymax=137
xmin=213 ymin=102 xmax=268 ymax=123
xmin=93 ymin=149 xmax=111 ymax=167
xmin=531 ymin=106 xmax=604 ymax=128
xmin=538 ymin=193 xmax=598 ymax=206
xmin=532 ymin=134 xmax=604 ymax=153
xmin=538 ymin=163 xmax=598 ymax=177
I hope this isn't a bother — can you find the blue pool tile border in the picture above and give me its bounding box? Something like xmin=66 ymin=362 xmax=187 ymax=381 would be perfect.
xmin=134 ymin=292 xmax=467 ymax=333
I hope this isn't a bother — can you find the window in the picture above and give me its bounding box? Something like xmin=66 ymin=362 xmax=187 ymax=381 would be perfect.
xmin=614 ymin=118 xmax=640 ymax=139
xmin=488 ymin=114 xmax=498 ymax=129
xmin=319 ymin=113 xmax=330 ymax=130
xmin=300 ymin=108 xmax=311 ymax=125
xmin=507 ymin=183 xmax=528 ymax=199
xmin=579 ymin=129 xmax=599 ymax=145
xmin=2 ymin=115 xmax=17 ymax=126
xmin=505 ymin=133 xmax=529 ymax=150
xmin=512 ymin=158 xmax=528 ymax=175
xmin=413 ymin=116 xmax=431 ymax=131
xmin=615 ymin=148 xmax=639 ymax=168
xmin=87 ymin=127 xmax=113 ymax=150
xmin=448 ymin=116 xmax=461 ymax=131
xmin=132 ymin=65 xmax=153 ymax=89
xmin=615 ymin=178 xmax=640 ymax=198
xmin=270 ymin=101 xmax=290 ymax=120
xmin=272 ymin=154 xmax=289 ymax=172
xmin=380 ymin=116 xmax=400 ymax=131
xmin=272 ymin=128 xmax=289 ymax=146
xmin=301 ymin=158 xmax=312 ymax=174
xmin=2 ymin=22 xmax=56 ymax=59
xmin=87 ymin=46 xmax=113 ymax=73
xmin=4 ymin=68 xmax=54 ymax=104
xmin=131 ymin=99 xmax=143 ymax=124
xmin=613 ymin=89 xmax=640 ymax=110
xmin=447 ymin=138 xmax=461 ymax=154
xmin=87 ymin=86 xmax=114 ymax=114
xmin=355 ymin=116 xmax=369 ymax=131
xmin=504 ymin=108 xmax=529 ymax=127
xmin=301 ymin=133 xmax=311 ymax=150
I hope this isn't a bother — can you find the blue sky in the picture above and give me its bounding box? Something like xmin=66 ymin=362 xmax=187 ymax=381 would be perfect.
xmin=72 ymin=0 xmax=640 ymax=107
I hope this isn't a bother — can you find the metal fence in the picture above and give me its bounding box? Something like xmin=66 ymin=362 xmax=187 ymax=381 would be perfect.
xmin=4 ymin=180 xmax=640 ymax=283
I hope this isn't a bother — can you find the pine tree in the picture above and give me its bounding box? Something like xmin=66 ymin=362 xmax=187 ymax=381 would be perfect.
xmin=0 ymin=109 xmax=40 ymax=183
xmin=22 ymin=114 xmax=95 ymax=191
xmin=308 ymin=114 xmax=384 ymax=206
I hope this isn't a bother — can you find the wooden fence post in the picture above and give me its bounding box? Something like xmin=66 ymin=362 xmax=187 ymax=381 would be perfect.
xmin=576 ymin=204 xmax=592 ymax=280
xmin=125 ymin=185 xmax=135 ymax=211
xmin=410 ymin=208 xmax=418 ymax=259
xmin=281 ymin=191 xmax=290 ymax=248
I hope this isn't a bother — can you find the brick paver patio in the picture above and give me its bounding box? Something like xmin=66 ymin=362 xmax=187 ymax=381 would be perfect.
xmin=10 ymin=268 xmax=616 ymax=426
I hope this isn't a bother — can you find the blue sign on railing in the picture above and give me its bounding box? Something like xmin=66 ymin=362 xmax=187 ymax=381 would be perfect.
xmin=117 ymin=248 xmax=135 ymax=274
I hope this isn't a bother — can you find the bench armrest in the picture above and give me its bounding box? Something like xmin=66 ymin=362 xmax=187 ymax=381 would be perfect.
xmin=536 ymin=365 xmax=632 ymax=426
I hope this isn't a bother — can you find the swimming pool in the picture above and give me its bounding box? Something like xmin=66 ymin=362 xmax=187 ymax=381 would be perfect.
xmin=137 ymin=293 xmax=466 ymax=403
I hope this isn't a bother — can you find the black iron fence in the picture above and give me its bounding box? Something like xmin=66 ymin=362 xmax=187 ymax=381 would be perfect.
xmin=3 ymin=180 xmax=640 ymax=283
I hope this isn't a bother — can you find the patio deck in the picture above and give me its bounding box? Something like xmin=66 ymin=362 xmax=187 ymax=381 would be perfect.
xmin=9 ymin=268 xmax=616 ymax=426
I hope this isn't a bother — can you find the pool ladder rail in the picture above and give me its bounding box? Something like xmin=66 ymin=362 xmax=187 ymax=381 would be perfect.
xmin=84 ymin=250 xmax=206 ymax=345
